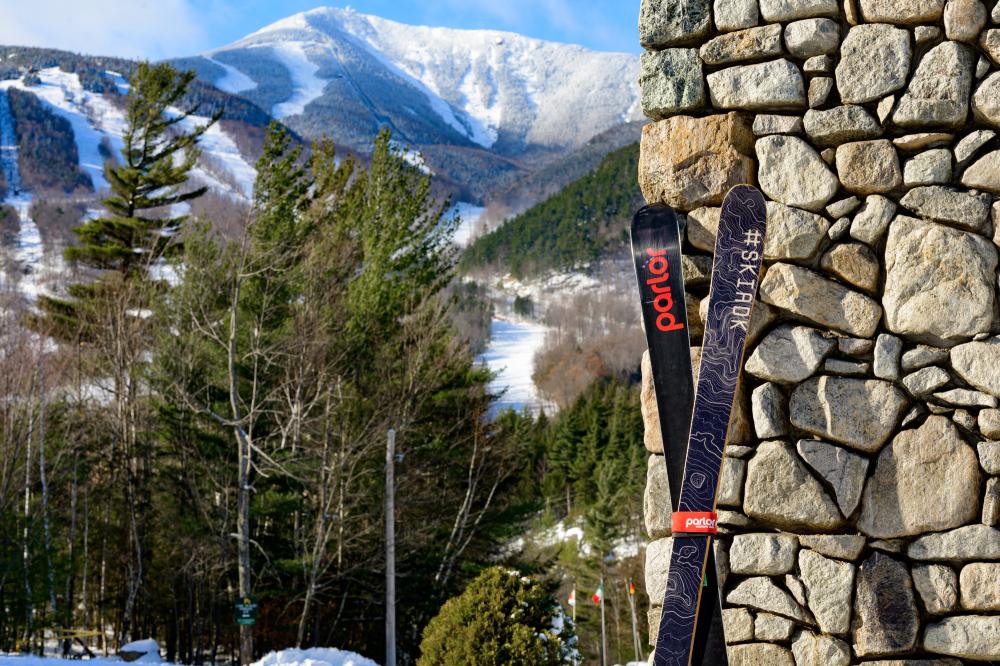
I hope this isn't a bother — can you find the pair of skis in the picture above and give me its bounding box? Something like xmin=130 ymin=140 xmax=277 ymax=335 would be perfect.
xmin=631 ymin=186 xmax=767 ymax=666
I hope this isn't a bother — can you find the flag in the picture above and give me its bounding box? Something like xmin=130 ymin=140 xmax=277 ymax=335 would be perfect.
xmin=628 ymin=580 xmax=635 ymax=596
xmin=591 ymin=583 xmax=604 ymax=605
xmin=568 ymin=588 xmax=576 ymax=607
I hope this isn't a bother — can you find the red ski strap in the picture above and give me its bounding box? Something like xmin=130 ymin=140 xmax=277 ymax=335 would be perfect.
xmin=672 ymin=512 xmax=718 ymax=535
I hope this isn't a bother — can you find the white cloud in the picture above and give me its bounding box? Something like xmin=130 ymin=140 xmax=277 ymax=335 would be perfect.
xmin=0 ymin=0 xmax=213 ymax=60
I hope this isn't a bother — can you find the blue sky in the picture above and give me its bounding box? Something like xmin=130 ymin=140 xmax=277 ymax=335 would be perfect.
xmin=0 ymin=0 xmax=640 ymax=61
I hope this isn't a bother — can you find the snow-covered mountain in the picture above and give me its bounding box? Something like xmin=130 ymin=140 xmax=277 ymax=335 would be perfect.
xmin=173 ymin=6 xmax=642 ymax=198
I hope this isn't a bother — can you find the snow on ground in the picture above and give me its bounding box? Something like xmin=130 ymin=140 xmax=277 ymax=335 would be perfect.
xmin=266 ymin=42 xmax=328 ymax=118
xmin=476 ymin=316 xmax=549 ymax=414
xmin=0 ymin=647 xmax=377 ymax=666
xmin=254 ymin=648 xmax=378 ymax=666
xmin=204 ymin=56 xmax=258 ymax=94
xmin=450 ymin=202 xmax=486 ymax=247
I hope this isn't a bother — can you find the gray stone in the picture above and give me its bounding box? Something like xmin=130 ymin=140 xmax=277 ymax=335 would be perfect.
xmin=974 ymin=74 xmax=1000 ymax=126
xmin=859 ymin=0 xmax=946 ymax=22
xmin=836 ymin=140 xmax=902 ymax=194
xmin=899 ymin=186 xmax=991 ymax=232
xmin=961 ymin=149 xmax=1000 ymax=192
xmin=837 ymin=24 xmax=913 ymax=104
xmin=980 ymin=409 xmax=1000 ymax=437
xmin=858 ymin=416 xmax=981 ymax=538
xmin=641 ymin=350 xmax=664 ymax=453
xmin=726 ymin=576 xmax=811 ymax=622
xmin=862 ymin=660 xmax=962 ymax=666
xmin=722 ymin=607 xmax=755 ymax=642
xmin=791 ymin=631 xmax=851 ymax=666
xmin=824 ymin=358 xmax=871 ymax=375
xmin=645 ymin=537 xmax=673 ymax=605
xmin=808 ymin=77 xmax=833 ymax=108
xmin=699 ymin=25 xmax=784 ymax=65
xmin=799 ymin=534 xmax=866 ymax=560
xmin=640 ymin=49 xmax=706 ymax=118
xmin=953 ymin=408 xmax=978 ymax=431
xmin=915 ymin=25 xmax=944 ymax=43
xmin=850 ymin=195 xmax=897 ymax=245
xmin=954 ymin=129 xmax=996 ymax=166
xmin=800 ymin=549 xmax=856 ymax=634
xmin=902 ymin=367 xmax=950 ymax=395
xmin=753 ymin=382 xmax=790 ymax=439
xmin=687 ymin=207 xmax=722 ymax=252
xmin=874 ymin=333 xmax=903 ymax=380
xmin=870 ymin=539 xmax=908 ymax=553
xmin=714 ymin=0 xmax=760 ymax=31
xmin=985 ymin=478 xmax=1000 ymax=526
xmin=877 ymin=94 xmax=896 ymax=123
xmin=785 ymin=18 xmax=840 ymax=57
xmin=893 ymin=42 xmax=975 ymax=128
xmin=639 ymin=0 xmax=711 ymax=48
xmin=759 ymin=0 xmax=839 ymax=20
xmin=883 ymin=217 xmax=998 ymax=347
xmin=960 ymin=562 xmax=1000 ymax=609
xmin=902 ymin=149 xmax=952 ymax=186
xmin=644 ymin=455 xmax=671 ymax=538
xmin=790 ymin=377 xmax=907 ymax=452
xmin=978 ymin=440 xmax=1000 ymax=473
xmin=977 ymin=54 xmax=990 ymax=77
xmin=730 ymin=533 xmax=799 ymax=575
xmin=983 ymin=29 xmax=1000 ymax=64
xmin=912 ymin=564 xmax=958 ymax=614
xmin=827 ymin=217 xmax=850 ymax=240
xmin=902 ymin=405 xmax=926 ymax=426
xmin=756 ymin=136 xmax=838 ymax=211
xmin=933 ymin=388 xmax=998 ymax=408
xmin=745 ymin=440 xmax=846 ymax=530
xmin=893 ymin=132 xmax=954 ymax=150
xmin=682 ymin=254 xmax=713 ymax=287
xmin=803 ymin=54 xmax=832 ymax=73
xmin=753 ymin=114 xmax=804 ymax=136
xmin=827 ymin=196 xmax=861 ymax=218
xmin=908 ymin=524 xmax=1000 ymax=559
xmin=719 ymin=509 xmax=754 ymax=529
xmin=726 ymin=445 xmax=755 ymax=458
xmin=718 ymin=457 xmax=747 ymax=506
xmin=746 ymin=325 xmax=835 ymax=384
xmin=803 ymin=105 xmax=883 ymax=146
xmin=852 ymin=552 xmax=920 ymax=657
xmin=759 ymin=263 xmax=883 ymax=337
xmin=754 ymin=613 xmax=795 ymax=641
xmin=952 ymin=340 xmax=1000 ymax=396
xmin=924 ymin=616 xmax=1000 ymax=660
xmin=838 ymin=338 xmax=874 ymax=358
xmin=994 ymin=0 xmax=1000 ymax=23
xmin=763 ymin=201 xmax=831 ymax=261
xmin=944 ymin=0 xmax=989 ymax=41
xmin=785 ymin=574 xmax=808 ymax=606
xmin=797 ymin=439 xmax=869 ymax=517
xmin=729 ymin=643 xmax=795 ymax=666
xmin=820 ymin=242 xmax=880 ymax=293
xmin=708 ymin=60 xmax=807 ymax=110
xmin=901 ymin=344 xmax=950 ymax=371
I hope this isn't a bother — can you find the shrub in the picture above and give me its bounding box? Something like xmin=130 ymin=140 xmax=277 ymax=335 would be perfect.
xmin=418 ymin=567 xmax=577 ymax=666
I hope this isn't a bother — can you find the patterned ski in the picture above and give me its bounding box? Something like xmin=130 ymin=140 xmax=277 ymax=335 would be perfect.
xmin=653 ymin=185 xmax=767 ymax=666
xmin=630 ymin=204 xmax=728 ymax=665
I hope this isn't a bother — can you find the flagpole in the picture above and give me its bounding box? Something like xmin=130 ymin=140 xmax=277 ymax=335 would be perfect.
xmin=572 ymin=584 xmax=576 ymax=626
xmin=600 ymin=574 xmax=607 ymax=666
xmin=627 ymin=578 xmax=644 ymax=662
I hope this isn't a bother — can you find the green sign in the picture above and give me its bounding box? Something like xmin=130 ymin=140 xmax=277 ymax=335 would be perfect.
xmin=235 ymin=595 xmax=258 ymax=626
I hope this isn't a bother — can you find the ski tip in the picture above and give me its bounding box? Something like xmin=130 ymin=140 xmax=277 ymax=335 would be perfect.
xmin=632 ymin=203 xmax=676 ymax=230
xmin=722 ymin=185 xmax=766 ymax=212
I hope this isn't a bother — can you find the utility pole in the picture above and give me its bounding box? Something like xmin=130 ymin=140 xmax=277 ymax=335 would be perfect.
xmin=385 ymin=429 xmax=396 ymax=666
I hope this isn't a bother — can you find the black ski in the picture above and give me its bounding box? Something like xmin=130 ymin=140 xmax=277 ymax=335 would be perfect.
xmin=653 ymin=185 xmax=767 ymax=666
xmin=630 ymin=204 xmax=727 ymax=665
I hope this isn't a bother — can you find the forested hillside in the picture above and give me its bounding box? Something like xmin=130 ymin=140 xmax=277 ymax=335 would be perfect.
xmin=461 ymin=142 xmax=641 ymax=278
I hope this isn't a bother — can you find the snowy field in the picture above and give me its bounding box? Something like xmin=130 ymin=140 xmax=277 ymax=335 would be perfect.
xmin=0 ymin=646 xmax=378 ymax=666
xmin=476 ymin=317 xmax=548 ymax=414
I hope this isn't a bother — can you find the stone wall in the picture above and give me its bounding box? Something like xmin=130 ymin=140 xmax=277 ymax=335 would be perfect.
xmin=637 ymin=0 xmax=1000 ymax=663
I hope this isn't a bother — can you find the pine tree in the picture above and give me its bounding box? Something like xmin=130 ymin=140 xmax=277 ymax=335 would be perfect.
xmin=37 ymin=62 xmax=216 ymax=340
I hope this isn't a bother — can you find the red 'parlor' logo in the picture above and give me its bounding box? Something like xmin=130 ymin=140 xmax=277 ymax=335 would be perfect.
xmin=646 ymin=249 xmax=685 ymax=333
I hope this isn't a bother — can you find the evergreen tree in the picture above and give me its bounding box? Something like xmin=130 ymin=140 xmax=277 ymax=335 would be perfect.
xmin=37 ymin=62 xmax=217 ymax=340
